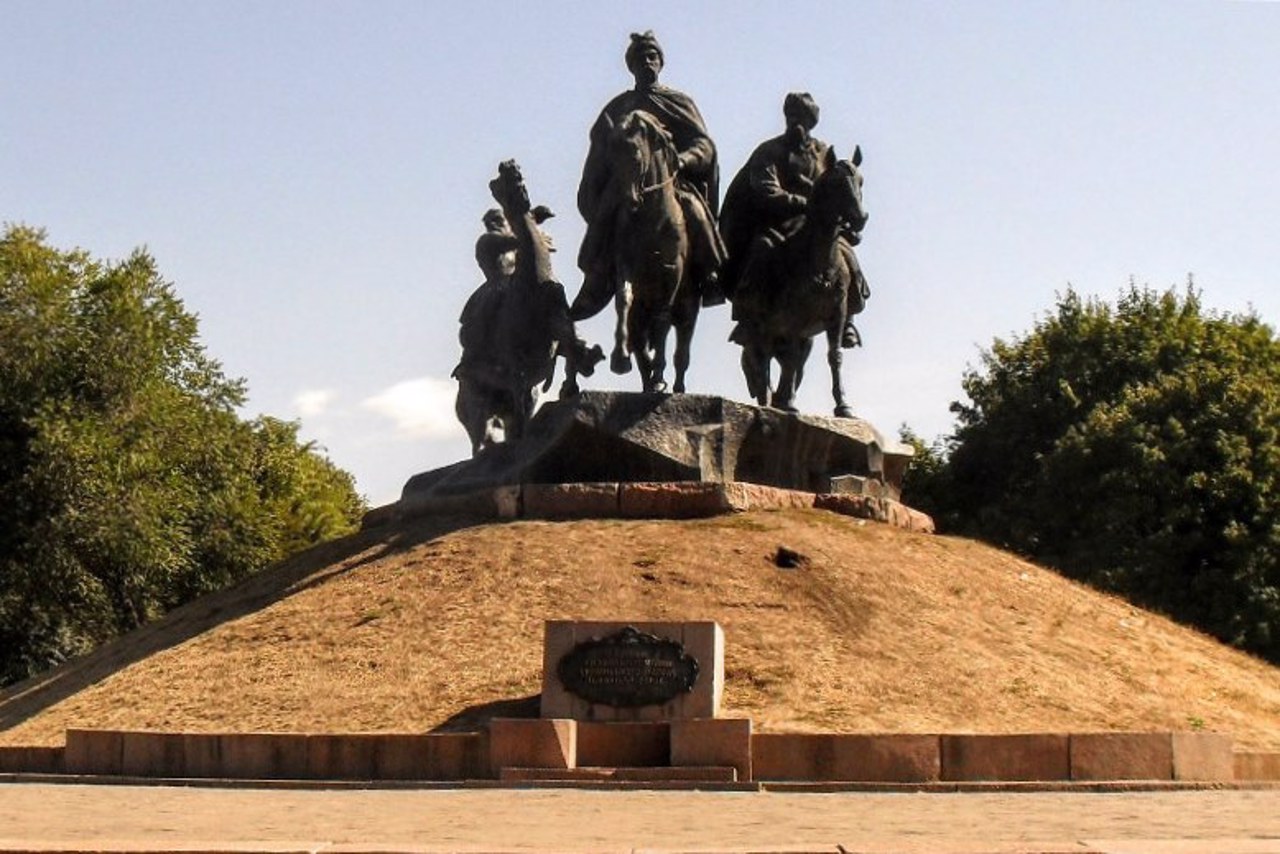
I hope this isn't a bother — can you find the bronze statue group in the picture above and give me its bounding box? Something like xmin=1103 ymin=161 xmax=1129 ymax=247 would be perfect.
xmin=454 ymin=32 xmax=869 ymax=455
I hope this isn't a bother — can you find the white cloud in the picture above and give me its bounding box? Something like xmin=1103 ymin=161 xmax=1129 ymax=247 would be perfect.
xmin=293 ymin=388 xmax=337 ymax=418
xmin=361 ymin=377 xmax=463 ymax=440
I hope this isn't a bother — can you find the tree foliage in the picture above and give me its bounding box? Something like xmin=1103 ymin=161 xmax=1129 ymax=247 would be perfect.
xmin=0 ymin=226 xmax=366 ymax=685
xmin=924 ymin=284 xmax=1280 ymax=662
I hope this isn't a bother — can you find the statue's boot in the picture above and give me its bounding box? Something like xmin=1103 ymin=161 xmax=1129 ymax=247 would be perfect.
xmin=576 ymin=341 xmax=605 ymax=376
xmin=842 ymin=319 xmax=861 ymax=349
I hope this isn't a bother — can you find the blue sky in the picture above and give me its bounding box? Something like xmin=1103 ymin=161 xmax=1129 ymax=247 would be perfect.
xmin=5 ymin=1 xmax=1278 ymax=506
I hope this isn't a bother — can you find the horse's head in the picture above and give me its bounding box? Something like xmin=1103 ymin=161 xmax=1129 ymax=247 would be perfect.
xmin=609 ymin=110 xmax=678 ymax=210
xmin=489 ymin=159 xmax=531 ymax=216
xmin=811 ymin=145 xmax=868 ymax=236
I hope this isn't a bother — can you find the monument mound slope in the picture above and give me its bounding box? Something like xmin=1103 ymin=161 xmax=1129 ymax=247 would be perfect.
xmin=1 ymin=509 xmax=1277 ymax=749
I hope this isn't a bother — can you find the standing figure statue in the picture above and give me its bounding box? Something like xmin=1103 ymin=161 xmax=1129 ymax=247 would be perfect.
xmin=453 ymin=163 xmax=603 ymax=455
xmin=719 ymin=93 xmax=870 ymax=417
xmin=569 ymin=30 xmax=727 ymax=393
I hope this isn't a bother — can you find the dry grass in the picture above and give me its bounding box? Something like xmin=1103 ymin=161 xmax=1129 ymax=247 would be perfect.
xmin=1 ymin=509 xmax=1277 ymax=749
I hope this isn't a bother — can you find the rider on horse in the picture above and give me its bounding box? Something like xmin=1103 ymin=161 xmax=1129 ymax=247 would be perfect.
xmin=719 ymin=92 xmax=866 ymax=349
xmin=570 ymin=31 xmax=727 ymax=326
xmin=454 ymin=208 xmax=521 ymax=388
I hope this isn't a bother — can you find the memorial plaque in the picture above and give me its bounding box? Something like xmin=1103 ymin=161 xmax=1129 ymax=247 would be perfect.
xmin=556 ymin=626 xmax=700 ymax=708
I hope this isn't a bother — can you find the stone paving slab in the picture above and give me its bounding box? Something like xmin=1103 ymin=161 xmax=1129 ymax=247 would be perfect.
xmin=1 ymin=784 xmax=1278 ymax=853
xmin=1086 ymin=842 xmax=1280 ymax=854
xmin=5 ymin=846 xmax=1280 ymax=854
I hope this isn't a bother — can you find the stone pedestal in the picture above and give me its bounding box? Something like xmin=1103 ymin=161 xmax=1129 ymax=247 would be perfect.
xmin=540 ymin=620 xmax=724 ymax=722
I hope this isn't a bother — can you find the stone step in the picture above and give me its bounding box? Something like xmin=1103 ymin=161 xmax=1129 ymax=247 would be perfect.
xmin=499 ymin=765 xmax=737 ymax=782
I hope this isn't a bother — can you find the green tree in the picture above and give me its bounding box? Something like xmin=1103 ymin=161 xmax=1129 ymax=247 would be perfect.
xmin=897 ymin=425 xmax=954 ymax=526
xmin=939 ymin=284 xmax=1279 ymax=661
xmin=0 ymin=226 xmax=366 ymax=684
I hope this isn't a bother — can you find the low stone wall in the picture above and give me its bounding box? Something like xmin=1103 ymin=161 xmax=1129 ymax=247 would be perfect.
xmin=754 ymin=733 xmax=940 ymax=782
xmin=1235 ymin=750 xmax=1280 ymax=781
xmin=0 ymin=745 xmax=64 ymax=774
xmin=62 ymin=729 xmax=488 ymax=780
xmin=0 ymin=727 xmax=1246 ymax=784
xmin=373 ymin=480 xmax=935 ymax=533
xmin=754 ymin=732 xmax=1237 ymax=783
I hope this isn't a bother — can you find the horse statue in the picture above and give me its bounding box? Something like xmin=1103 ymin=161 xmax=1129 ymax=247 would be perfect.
xmin=727 ymin=146 xmax=869 ymax=417
xmin=602 ymin=110 xmax=702 ymax=393
xmin=453 ymin=160 xmax=602 ymax=454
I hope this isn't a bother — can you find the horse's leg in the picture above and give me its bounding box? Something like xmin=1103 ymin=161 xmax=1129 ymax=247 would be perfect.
xmin=740 ymin=341 xmax=770 ymax=407
xmin=773 ymin=353 xmax=795 ymax=412
xmin=505 ymin=384 xmax=536 ymax=442
xmin=793 ymin=337 xmax=812 ymax=403
xmin=611 ymin=279 xmax=633 ymax=375
xmin=455 ymin=383 xmax=486 ymax=456
xmin=647 ymin=304 xmax=673 ymax=394
xmin=550 ymin=307 xmax=582 ymax=398
xmin=828 ymin=324 xmax=852 ymax=417
xmin=671 ymin=281 xmax=698 ymax=394
xmin=629 ymin=301 xmax=658 ymax=392
xmin=774 ymin=338 xmax=812 ymax=413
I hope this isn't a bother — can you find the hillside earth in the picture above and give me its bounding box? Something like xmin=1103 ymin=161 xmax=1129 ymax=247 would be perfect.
xmin=2 ymin=508 xmax=1277 ymax=749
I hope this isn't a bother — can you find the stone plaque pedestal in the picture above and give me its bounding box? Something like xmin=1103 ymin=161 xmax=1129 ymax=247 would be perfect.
xmin=540 ymin=620 xmax=724 ymax=721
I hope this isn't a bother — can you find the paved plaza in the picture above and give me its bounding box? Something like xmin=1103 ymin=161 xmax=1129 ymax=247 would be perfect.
xmin=1 ymin=782 xmax=1279 ymax=853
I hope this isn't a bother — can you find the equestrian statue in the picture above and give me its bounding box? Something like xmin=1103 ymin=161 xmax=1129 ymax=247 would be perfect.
xmin=719 ymin=92 xmax=871 ymax=417
xmin=569 ymin=31 xmax=727 ymax=394
xmin=453 ymin=161 xmax=603 ymax=455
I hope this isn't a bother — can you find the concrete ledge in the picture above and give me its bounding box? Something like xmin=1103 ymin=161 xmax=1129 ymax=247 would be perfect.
xmin=941 ymin=733 xmax=1070 ymax=781
xmin=670 ymin=718 xmax=752 ymax=782
xmin=488 ymin=718 xmax=575 ymax=777
xmin=1235 ymin=751 xmax=1280 ymax=781
xmin=753 ymin=733 xmax=940 ymax=782
xmin=1069 ymin=732 xmax=1174 ymax=781
xmin=1172 ymin=731 xmax=1234 ymax=781
xmin=499 ymin=764 xmax=736 ymax=782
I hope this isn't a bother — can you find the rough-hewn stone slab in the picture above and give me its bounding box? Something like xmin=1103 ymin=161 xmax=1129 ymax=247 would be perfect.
xmin=524 ymin=482 xmax=619 ymax=518
xmin=619 ymin=482 xmax=732 ymax=517
xmin=399 ymin=392 xmax=912 ymax=505
xmin=814 ymin=493 xmax=936 ymax=532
